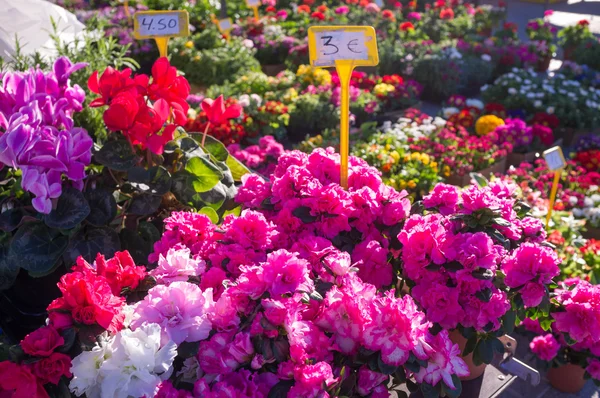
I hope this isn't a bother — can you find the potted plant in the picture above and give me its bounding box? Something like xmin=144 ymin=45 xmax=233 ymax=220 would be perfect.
xmin=489 ymin=118 xmax=555 ymax=168
xmin=526 ymin=16 xmax=557 ymax=72
xmin=558 ymin=20 xmax=594 ymax=61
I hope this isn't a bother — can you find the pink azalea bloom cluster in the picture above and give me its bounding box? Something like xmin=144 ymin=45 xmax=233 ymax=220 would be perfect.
xmin=0 ymin=57 xmax=93 ymax=213
xmin=228 ymin=135 xmax=288 ymax=177
xmin=552 ymin=279 xmax=600 ymax=346
xmin=529 ymin=334 xmax=560 ymax=361
xmin=402 ymin=182 xmax=559 ymax=331
xmin=490 ymin=118 xmax=554 ymax=151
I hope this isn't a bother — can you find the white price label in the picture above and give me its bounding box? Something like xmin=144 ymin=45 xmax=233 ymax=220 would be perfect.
xmin=543 ymin=147 xmax=566 ymax=171
xmin=137 ymin=14 xmax=180 ymax=36
xmin=374 ymin=0 xmax=383 ymax=7
xmin=218 ymin=19 xmax=232 ymax=31
xmin=314 ymin=31 xmax=369 ymax=67
xmin=247 ymin=0 xmax=261 ymax=6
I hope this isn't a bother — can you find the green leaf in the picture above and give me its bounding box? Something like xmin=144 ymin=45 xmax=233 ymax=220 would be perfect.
xmin=491 ymin=337 xmax=505 ymax=354
xmin=127 ymin=166 xmax=172 ymax=196
xmin=268 ymin=380 xmax=295 ymax=398
xmin=57 ymin=328 xmax=77 ymax=354
xmin=420 ymin=383 xmax=440 ymax=398
xmin=223 ymin=206 xmax=242 ymax=218
xmin=292 ymin=206 xmax=318 ymax=223
xmin=185 ymin=157 xmax=223 ymax=193
xmin=85 ymin=189 xmax=117 ymax=226
xmin=476 ymin=338 xmax=495 ymax=365
xmin=9 ymin=222 xmax=68 ymax=274
xmin=119 ymin=222 xmax=160 ymax=265
xmin=63 ymin=226 xmax=120 ymax=264
xmin=44 ymin=188 xmax=90 ymax=230
xmin=377 ymin=353 xmax=399 ymax=375
xmin=444 ymin=375 xmax=463 ymax=398
xmin=199 ymin=182 xmax=227 ymax=209
xmin=129 ymin=194 xmax=162 ymax=216
xmin=202 ymin=135 xmax=229 ymax=162
xmin=472 ymin=268 xmax=494 ymax=280
xmin=502 ymin=309 xmax=517 ymax=335
xmin=0 ymin=243 xmax=18 ymax=290
xmin=177 ymin=341 xmax=200 ymax=359
xmin=95 ymin=140 xmax=139 ymax=171
xmin=199 ymin=207 xmax=219 ymax=224
xmin=470 ymin=172 xmax=488 ymax=188
xmin=0 ymin=208 xmax=32 ymax=232
xmin=463 ymin=335 xmax=478 ymax=356
xmin=226 ymin=154 xmax=251 ymax=181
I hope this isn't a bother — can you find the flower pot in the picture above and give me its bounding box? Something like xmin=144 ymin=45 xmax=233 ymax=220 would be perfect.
xmin=445 ymin=158 xmax=506 ymax=187
xmin=506 ymin=151 xmax=538 ymax=169
xmin=563 ymin=46 xmax=576 ymax=61
xmin=477 ymin=27 xmax=492 ymax=37
xmin=582 ymin=226 xmax=600 ymax=240
xmin=261 ymin=64 xmax=286 ymax=76
xmin=450 ymin=330 xmax=487 ymax=381
xmin=535 ymin=55 xmax=552 ymax=73
xmin=547 ymin=363 xmax=587 ymax=393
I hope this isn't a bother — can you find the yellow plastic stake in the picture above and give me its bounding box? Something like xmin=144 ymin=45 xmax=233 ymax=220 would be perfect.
xmin=124 ymin=0 xmax=131 ymax=20
xmin=308 ymin=26 xmax=379 ymax=189
xmin=134 ymin=10 xmax=190 ymax=58
xmin=215 ymin=18 xmax=234 ymax=42
xmin=542 ymin=146 xmax=567 ymax=228
xmin=252 ymin=6 xmax=260 ymax=21
xmin=246 ymin=0 xmax=261 ymax=20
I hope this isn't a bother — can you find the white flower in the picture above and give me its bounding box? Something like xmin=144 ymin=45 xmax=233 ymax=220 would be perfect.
xmin=250 ymin=93 xmax=262 ymax=106
xmin=508 ymin=88 xmax=517 ymax=95
xmin=569 ymin=196 xmax=579 ymax=206
xmin=70 ymin=323 xmax=177 ymax=398
xmin=466 ymin=99 xmax=484 ymax=109
xmin=584 ymin=197 xmax=594 ymax=207
xmin=481 ymin=84 xmax=489 ymax=92
xmin=238 ymin=94 xmax=251 ymax=107
xmin=546 ymin=106 xmax=555 ymax=114
xmin=481 ymin=54 xmax=492 ymax=62
xmin=534 ymin=100 xmax=542 ymax=108
xmin=242 ymin=39 xmax=254 ymax=49
xmin=442 ymin=107 xmax=459 ymax=119
xmin=526 ymin=92 xmax=535 ymax=99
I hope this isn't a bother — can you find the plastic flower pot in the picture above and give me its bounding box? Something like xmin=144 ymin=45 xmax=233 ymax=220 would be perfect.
xmin=582 ymin=226 xmax=600 ymax=240
xmin=445 ymin=158 xmax=507 ymax=187
xmin=450 ymin=330 xmax=487 ymax=380
xmin=563 ymin=46 xmax=575 ymax=61
xmin=261 ymin=64 xmax=287 ymax=76
xmin=547 ymin=363 xmax=587 ymax=393
xmin=535 ymin=55 xmax=552 ymax=73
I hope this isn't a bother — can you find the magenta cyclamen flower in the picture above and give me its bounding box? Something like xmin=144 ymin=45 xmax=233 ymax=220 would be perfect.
xmin=131 ymin=282 xmax=214 ymax=345
xmin=530 ymin=334 xmax=560 ymax=361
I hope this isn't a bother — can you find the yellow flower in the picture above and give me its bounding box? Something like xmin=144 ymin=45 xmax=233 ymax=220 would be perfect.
xmin=385 ymin=144 xmax=391 ymax=151
xmin=411 ymin=152 xmax=421 ymax=161
xmin=399 ymin=180 xmax=407 ymax=189
xmin=443 ymin=165 xmax=451 ymax=177
xmin=193 ymin=55 xmax=201 ymax=61
xmin=475 ymin=115 xmax=504 ymax=136
xmin=407 ymin=180 xmax=417 ymax=189
xmin=283 ymin=88 xmax=298 ymax=103
xmin=431 ymin=161 xmax=438 ymax=168
xmin=185 ymin=40 xmax=194 ymax=49
xmin=420 ymin=153 xmax=430 ymax=165
xmin=390 ymin=151 xmax=400 ymax=162
xmin=373 ymin=83 xmax=396 ymax=96
xmin=296 ymin=65 xmax=331 ymax=86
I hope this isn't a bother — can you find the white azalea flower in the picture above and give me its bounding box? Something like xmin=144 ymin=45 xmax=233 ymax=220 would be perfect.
xmin=508 ymin=88 xmax=517 ymax=95
xmin=466 ymin=99 xmax=484 ymax=109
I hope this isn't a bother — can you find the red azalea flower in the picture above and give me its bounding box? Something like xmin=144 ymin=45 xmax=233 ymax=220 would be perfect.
xmin=31 ymin=352 xmax=72 ymax=385
xmin=435 ymin=0 xmax=446 ymax=7
xmin=503 ymin=22 xmax=518 ymax=32
xmin=298 ymin=4 xmax=311 ymax=13
xmin=393 ymin=1 xmax=402 ymax=8
xmin=407 ymin=0 xmax=416 ymax=8
xmin=91 ymin=251 xmax=147 ymax=296
xmin=400 ymin=21 xmax=415 ymax=31
xmin=303 ymin=0 xmax=315 ymax=4
xmin=317 ymin=4 xmax=328 ymax=12
xmin=439 ymin=7 xmax=454 ymax=19
xmin=21 ymin=326 xmax=64 ymax=357
xmin=0 ymin=361 xmax=48 ymax=398
xmin=382 ymin=9 xmax=395 ymax=20
xmin=266 ymin=5 xmax=276 ymax=12
xmin=311 ymin=10 xmax=326 ymax=19
xmin=578 ymin=19 xmax=589 ymax=26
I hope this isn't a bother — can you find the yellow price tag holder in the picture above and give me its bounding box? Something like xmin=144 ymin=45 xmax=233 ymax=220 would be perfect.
xmin=246 ymin=0 xmax=261 ymax=20
xmin=308 ymin=26 xmax=379 ymax=189
xmin=213 ymin=15 xmax=234 ymax=42
xmin=134 ymin=10 xmax=190 ymax=58
xmin=543 ymin=146 xmax=567 ymax=227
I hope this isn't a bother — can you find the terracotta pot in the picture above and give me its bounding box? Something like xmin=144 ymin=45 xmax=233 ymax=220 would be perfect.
xmin=582 ymin=226 xmax=600 ymax=240
xmin=547 ymin=363 xmax=587 ymax=393
xmin=506 ymin=151 xmax=538 ymax=169
xmin=450 ymin=330 xmax=487 ymax=381
xmin=563 ymin=46 xmax=575 ymax=61
xmin=261 ymin=64 xmax=286 ymax=76
xmin=445 ymin=158 xmax=506 ymax=187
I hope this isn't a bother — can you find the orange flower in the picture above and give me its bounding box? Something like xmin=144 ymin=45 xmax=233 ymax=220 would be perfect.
xmin=399 ymin=21 xmax=415 ymax=31
xmin=298 ymin=4 xmax=311 ymax=13
xmin=382 ymin=9 xmax=395 ymax=20
xmin=439 ymin=7 xmax=454 ymax=19
xmin=408 ymin=0 xmax=416 ymax=8
xmin=317 ymin=4 xmax=328 ymax=12
xmin=359 ymin=0 xmax=369 ymax=6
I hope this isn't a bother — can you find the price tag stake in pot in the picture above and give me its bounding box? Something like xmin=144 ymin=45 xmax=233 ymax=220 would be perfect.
xmin=308 ymin=26 xmax=378 ymax=189
xmin=542 ymin=146 xmax=567 ymax=227
xmin=134 ymin=10 xmax=190 ymax=58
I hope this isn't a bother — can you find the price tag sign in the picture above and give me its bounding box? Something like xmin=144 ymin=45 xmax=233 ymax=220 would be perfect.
xmin=217 ymin=18 xmax=233 ymax=32
xmin=134 ymin=11 xmax=190 ymax=39
xmin=246 ymin=0 xmax=260 ymax=6
xmin=543 ymin=146 xmax=566 ymax=172
xmin=308 ymin=26 xmax=378 ymax=189
xmin=308 ymin=26 xmax=378 ymax=68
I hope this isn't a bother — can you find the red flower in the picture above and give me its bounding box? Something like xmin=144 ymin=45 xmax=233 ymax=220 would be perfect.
xmin=266 ymin=5 xmax=276 ymax=12
xmin=21 ymin=326 xmax=64 ymax=357
xmin=382 ymin=9 xmax=395 ymax=20
xmin=298 ymin=4 xmax=311 ymax=12
xmin=578 ymin=19 xmax=589 ymax=26
xmin=311 ymin=10 xmax=326 ymax=19
xmin=435 ymin=0 xmax=446 ymax=7
xmin=102 ymin=88 xmax=141 ymax=132
xmin=201 ymin=95 xmax=242 ymax=125
xmin=407 ymin=0 xmax=416 ymax=8
xmin=129 ymin=100 xmax=177 ymax=155
xmin=0 ymin=361 xmax=48 ymax=398
xmin=148 ymin=57 xmax=190 ymax=126
xmin=317 ymin=4 xmax=328 ymax=12
xmin=303 ymin=0 xmax=315 ymax=4
xmin=87 ymin=67 xmax=146 ymax=107
xmin=347 ymin=0 xmax=359 ymax=4
xmin=400 ymin=22 xmax=415 ymax=31
xmin=531 ymin=112 xmax=559 ymax=128
xmin=47 ymin=269 xmax=125 ymax=334
xmin=359 ymin=0 xmax=369 ymax=6
xmin=393 ymin=1 xmax=402 ymax=7
xmin=89 ymin=251 xmax=147 ymax=296
xmin=498 ymin=0 xmax=506 ymax=6
xmin=503 ymin=22 xmax=518 ymax=32
xmin=31 ymin=352 xmax=72 ymax=385
xmin=483 ymin=102 xmax=507 ymax=119
xmin=439 ymin=7 xmax=454 ymax=19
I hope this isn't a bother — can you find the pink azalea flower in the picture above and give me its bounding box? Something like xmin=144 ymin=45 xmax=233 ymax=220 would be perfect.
xmin=151 ymin=247 xmax=206 ymax=285
xmin=530 ymin=334 xmax=560 ymax=361
xmin=414 ymin=330 xmax=469 ymax=389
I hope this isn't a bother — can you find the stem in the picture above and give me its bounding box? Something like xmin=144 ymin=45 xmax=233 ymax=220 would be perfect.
xmin=201 ymin=122 xmax=211 ymax=147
